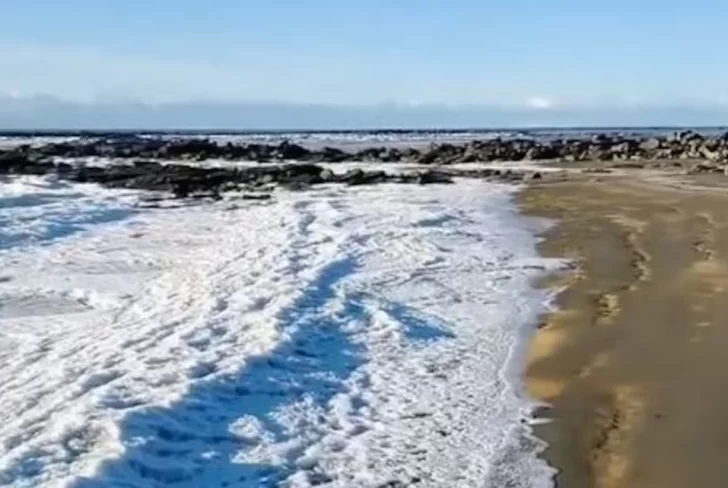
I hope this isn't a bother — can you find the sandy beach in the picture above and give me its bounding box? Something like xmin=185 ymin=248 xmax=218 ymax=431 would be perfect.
xmin=520 ymin=168 xmax=728 ymax=487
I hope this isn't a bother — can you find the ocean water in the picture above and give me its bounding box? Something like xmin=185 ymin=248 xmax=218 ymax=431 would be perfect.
xmin=2 ymin=125 xmax=728 ymax=151
xmin=0 ymin=173 xmax=562 ymax=487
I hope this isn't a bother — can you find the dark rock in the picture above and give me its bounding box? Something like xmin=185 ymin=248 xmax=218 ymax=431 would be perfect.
xmin=591 ymin=134 xmax=612 ymax=145
xmin=8 ymin=131 xmax=728 ymax=199
xmin=417 ymin=170 xmax=454 ymax=185
xmin=173 ymin=182 xmax=191 ymax=198
xmin=275 ymin=141 xmax=310 ymax=160
xmin=7 ymin=132 xmax=728 ymax=166
xmin=612 ymin=162 xmax=645 ymax=169
xmin=307 ymin=146 xmax=348 ymax=163
xmin=342 ymin=169 xmax=388 ymax=186
xmin=688 ymin=162 xmax=720 ymax=174
xmin=285 ymin=163 xmax=324 ymax=178
xmin=401 ymin=148 xmax=421 ymax=161
xmin=241 ymin=193 xmax=272 ymax=201
xmin=501 ymin=170 xmax=525 ymax=182
xmin=416 ymin=144 xmax=463 ymax=164
xmin=525 ymin=146 xmax=559 ymax=160
xmin=134 ymin=160 xmax=163 ymax=170
xmin=55 ymin=163 xmax=74 ymax=175
xmin=0 ymin=153 xmax=48 ymax=174
xmin=281 ymin=180 xmax=311 ymax=191
xmin=340 ymin=168 xmax=364 ymax=184
xmin=678 ymin=130 xmax=704 ymax=143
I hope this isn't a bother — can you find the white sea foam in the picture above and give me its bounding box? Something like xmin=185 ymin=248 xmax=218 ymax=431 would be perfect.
xmin=0 ymin=131 xmax=527 ymax=151
xmin=0 ymin=137 xmax=84 ymax=149
xmin=0 ymin=175 xmax=139 ymax=251
xmin=0 ymin=176 xmax=559 ymax=487
xmin=144 ymin=131 xmax=521 ymax=148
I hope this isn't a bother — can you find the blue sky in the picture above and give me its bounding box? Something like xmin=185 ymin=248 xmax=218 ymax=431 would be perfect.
xmin=2 ymin=1 xmax=728 ymax=127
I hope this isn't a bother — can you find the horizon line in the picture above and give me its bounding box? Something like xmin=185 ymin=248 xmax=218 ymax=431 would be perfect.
xmin=1 ymin=125 xmax=728 ymax=136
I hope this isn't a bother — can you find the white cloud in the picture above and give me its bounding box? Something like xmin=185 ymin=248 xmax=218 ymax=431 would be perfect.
xmin=525 ymin=97 xmax=555 ymax=109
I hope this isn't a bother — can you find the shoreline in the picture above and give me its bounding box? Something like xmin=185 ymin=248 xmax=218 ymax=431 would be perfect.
xmin=0 ymin=175 xmax=567 ymax=486
xmin=7 ymin=131 xmax=728 ymax=485
xmin=519 ymin=169 xmax=728 ymax=487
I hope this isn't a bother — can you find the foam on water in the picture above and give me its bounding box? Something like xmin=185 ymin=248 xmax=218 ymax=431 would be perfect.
xmin=0 ymin=137 xmax=84 ymax=149
xmin=0 ymin=176 xmax=139 ymax=251
xmin=0 ymin=177 xmax=560 ymax=487
xmin=4 ymin=126 xmax=728 ymax=151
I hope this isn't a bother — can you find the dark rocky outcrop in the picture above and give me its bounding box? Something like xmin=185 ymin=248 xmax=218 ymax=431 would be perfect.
xmin=6 ymin=130 xmax=728 ymax=200
xmin=10 ymin=131 xmax=728 ymax=166
xmin=0 ymin=155 xmax=522 ymax=198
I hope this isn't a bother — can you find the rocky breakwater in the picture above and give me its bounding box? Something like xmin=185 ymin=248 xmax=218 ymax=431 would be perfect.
xmin=8 ymin=130 xmax=728 ymax=166
xmin=411 ymin=130 xmax=728 ymax=166
xmin=0 ymin=152 xmax=542 ymax=199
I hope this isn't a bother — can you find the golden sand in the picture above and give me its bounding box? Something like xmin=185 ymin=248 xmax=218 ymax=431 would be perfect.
xmin=520 ymin=172 xmax=728 ymax=488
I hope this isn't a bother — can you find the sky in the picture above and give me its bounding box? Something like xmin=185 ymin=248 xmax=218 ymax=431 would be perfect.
xmin=2 ymin=0 xmax=728 ymax=128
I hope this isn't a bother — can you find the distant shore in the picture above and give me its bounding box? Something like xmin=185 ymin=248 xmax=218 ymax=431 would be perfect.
xmin=520 ymin=168 xmax=728 ymax=487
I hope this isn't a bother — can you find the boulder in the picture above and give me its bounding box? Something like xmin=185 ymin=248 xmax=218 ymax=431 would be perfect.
xmin=678 ymin=130 xmax=704 ymax=143
xmin=699 ymin=146 xmax=722 ymax=161
xmin=275 ymin=141 xmax=310 ymax=160
xmin=342 ymin=169 xmax=388 ymax=186
xmin=0 ymin=153 xmax=39 ymax=174
xmin=416 ymin=144 xmax=463 ymax=164
xmin=639 ymin=138 xmax=661 ymax=152
xmin=417 ymin=170 xmax=454 ymax=185
xmin=688 ymin=162 xmax=720 ymax=174
xmin=284 ymin=163 xmax=324 ymax=179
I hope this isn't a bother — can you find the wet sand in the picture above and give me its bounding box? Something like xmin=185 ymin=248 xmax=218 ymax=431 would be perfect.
xmin=519 ymin=170 xmax=728 ymax=488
